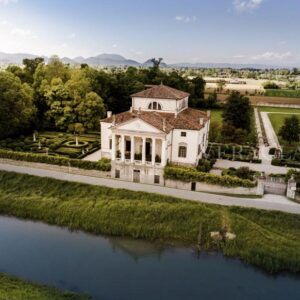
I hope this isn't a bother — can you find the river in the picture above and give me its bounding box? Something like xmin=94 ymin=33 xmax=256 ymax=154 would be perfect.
xmin=0 ymin=216 xmax=299 ymax=300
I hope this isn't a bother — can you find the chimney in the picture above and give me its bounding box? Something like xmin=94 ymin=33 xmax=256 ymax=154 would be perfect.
xmin=130 ymin=106 xmax=133 ymax=113
xmin=207 ymin=110 xmax=211 ymax=118
xmin=107 ymin=111 xmax=112 ymax=118
xmin=163 ymin=118 xmax=166 ymax=131
xmin=112 ymin=114 xmax=116 ymax=126
xmin=199 ymin=117 xmax=204 ymax=126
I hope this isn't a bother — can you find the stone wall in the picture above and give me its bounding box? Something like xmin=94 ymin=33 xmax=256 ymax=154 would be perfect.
xmin=165 ymin=179 xmax=261 ymax=196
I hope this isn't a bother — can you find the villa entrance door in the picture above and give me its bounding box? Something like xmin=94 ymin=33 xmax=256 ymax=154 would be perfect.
xmin=133 ymin=170 xmax=141 ymax=183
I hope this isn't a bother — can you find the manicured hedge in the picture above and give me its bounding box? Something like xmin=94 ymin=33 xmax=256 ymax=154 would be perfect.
xmin=164 ymin=165 xmax=256 ymax=188
xmin=0 ymin=149 xmax=111 ymax=172
xmin=272 ymin=158 xmax=300 ymax=169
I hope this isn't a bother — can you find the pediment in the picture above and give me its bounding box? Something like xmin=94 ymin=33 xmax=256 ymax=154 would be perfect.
xmin=116 ymin=118 xmax=162 ymax=133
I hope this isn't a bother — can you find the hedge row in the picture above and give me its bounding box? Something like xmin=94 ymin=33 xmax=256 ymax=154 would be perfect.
xmin=164 ymin=165 xmax=256 ymax=188
xmin=0 ymin=149 xmax=111 ymax=172
xmin=272 ymin=159 xmax=300 ymax=169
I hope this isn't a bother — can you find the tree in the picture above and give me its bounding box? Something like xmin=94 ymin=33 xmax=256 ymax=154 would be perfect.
xmin=0 ymin=72 xmax=35 ymax=139
xmin=217 ymin=80 xmax=226 ymax=92
xmin=76 ymin=92 xmax=106 ymax=130
xmin=263 ymin=81 xmax=279 ymax=89
xmin=68 ymin=123 xmax=85 ymax=146
xmin=222 ymin=91 xmax=251 ymax=132
xmin=279 ymin=115 xmax=300 ymax=145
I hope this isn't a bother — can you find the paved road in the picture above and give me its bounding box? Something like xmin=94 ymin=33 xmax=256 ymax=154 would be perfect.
xmin=0 ymin=163 xmax=299 ymax=215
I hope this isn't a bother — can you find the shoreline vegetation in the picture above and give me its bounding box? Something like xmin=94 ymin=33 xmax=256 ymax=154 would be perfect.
xmin=0 ymin=171 xmax=300 ymax=275
xmin=0 ymin=273 xmax=90 ymax=300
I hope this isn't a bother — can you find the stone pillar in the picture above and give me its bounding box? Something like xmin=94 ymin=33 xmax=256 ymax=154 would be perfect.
xmin=256 ymin=172 xmax=266 ymax=196
xmin=111 ymin=134 xmax=116 ymax=161
xmin=161 ymin=139 xmax=167 ymax=167
xmin=152 ymin=138 xmax=156 ymax=165
xmin=287 ymin=175 xmax=297 ymax=199
xmin=131 ymin=136 xmax=135 ymax=163
xmin=142 ymin=137 xmax=146 ymax=164
xmin=121 ymin=135 xmax=125 ymax=162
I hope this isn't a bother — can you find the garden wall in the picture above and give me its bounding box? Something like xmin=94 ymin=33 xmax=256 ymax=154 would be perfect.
xmin=165 ymin=179 xmax=262 ymax=196
xmin=0 ymin=158 xmax=111 ymax=179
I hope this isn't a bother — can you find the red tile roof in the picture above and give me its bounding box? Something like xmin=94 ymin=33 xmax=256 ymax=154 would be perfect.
xmin=101 ymin=108 xmax=209 ymax=133
xmin=131 ymin=84 xmax=190 ymax=100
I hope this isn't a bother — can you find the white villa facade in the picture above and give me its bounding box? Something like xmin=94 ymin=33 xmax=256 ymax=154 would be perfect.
xmin=100 ymin=84 xmax=210 ymax=185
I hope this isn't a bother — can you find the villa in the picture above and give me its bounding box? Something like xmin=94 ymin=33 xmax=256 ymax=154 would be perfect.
xmin=100 ymin=84 xmax=210 ymax=185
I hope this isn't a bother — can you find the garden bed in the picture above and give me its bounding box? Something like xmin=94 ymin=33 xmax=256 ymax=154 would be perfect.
xmin=0 ymin=131 xmax=100 ymax=159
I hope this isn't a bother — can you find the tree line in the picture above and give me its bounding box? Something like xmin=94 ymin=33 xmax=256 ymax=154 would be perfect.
xmin=0 ymin=56 xmax=211 ymax=139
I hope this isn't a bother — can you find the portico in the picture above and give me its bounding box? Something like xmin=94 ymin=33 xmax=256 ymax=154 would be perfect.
xmin=112 ymin=133 xmax=167 ymax=167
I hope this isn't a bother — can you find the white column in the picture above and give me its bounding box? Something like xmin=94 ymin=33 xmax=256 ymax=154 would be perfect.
xmin=161 ymin=139 xmax=167 ymax=166
xmin=131 ymin=136 xmax=135 ymax=163
xmin=142 ymin=137 xmax=146 ymax=164
xmin=111 ymin=134 xmax=116 ymax=161
xmin=152 ymin=138 xmax=156 ymax=165
xmin=121 ymin=135 xmax=125 ymax=162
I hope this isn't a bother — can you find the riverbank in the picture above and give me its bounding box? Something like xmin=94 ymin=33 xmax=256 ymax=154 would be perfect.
xmin=0 ymin=273 xmax=89 ymax=299
xmin=0 ymin=171 xmax=299 ymax=273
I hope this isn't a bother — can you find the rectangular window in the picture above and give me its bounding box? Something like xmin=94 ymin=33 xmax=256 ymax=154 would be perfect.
xmin=115 ymin=169 xmax=120 ymax=179
xmin=109 ymin=139 xmax=112 ymax=150
xmin=178 ymin=146 xmax=187 ymax=158
xmin=154 ymin=175 xmax=160 ymax=184
xmin=181 ymin=132 xmax=187 ymax=137
xmin=126 ymin=140 xmax=131 ymax=152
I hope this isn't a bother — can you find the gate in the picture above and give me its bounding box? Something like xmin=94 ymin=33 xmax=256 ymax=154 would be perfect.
xmin=133 ymin=170 xmax=141 ymax=183
xmin=264 ymin=177 xmax=287 ymax=195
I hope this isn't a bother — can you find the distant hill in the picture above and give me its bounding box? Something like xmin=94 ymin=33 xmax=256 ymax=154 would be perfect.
xmin=82 ymin=53 xmax=140 ymax=66
xmin=0 ymin=51 xmax=294 ymax=69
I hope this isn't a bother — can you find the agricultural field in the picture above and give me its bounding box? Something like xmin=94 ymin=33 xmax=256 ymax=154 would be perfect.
xmin=0 ymin=131 xmax=100 ymax=159
xmin=265 ymin=89 xmax=300 ymax=98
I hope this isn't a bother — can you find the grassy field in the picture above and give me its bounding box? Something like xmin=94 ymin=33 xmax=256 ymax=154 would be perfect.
xmin=0 ymin=171 xmax=299 ymax=274
xmin=0 ymin=273 xmax=89 ymax=300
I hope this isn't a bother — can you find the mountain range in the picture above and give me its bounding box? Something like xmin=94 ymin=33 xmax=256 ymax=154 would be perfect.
xmin=0 ymin=52 xmax=290 ymax=70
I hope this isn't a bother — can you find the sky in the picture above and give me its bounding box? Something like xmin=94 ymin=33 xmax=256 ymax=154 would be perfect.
xmin=0 ymin=0 xmax=299 ymax=66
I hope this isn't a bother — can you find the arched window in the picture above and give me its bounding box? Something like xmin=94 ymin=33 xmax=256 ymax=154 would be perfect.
xmin=148 ymin=101 xmax=162 ymax=110
xmin=178 ymin=143 xmax=187 ymax=158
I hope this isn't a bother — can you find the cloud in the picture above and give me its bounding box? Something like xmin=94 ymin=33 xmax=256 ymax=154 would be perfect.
xmin=0 ymin=0 xmax=18 ymax=5
xmin=11 ymin=28 xmax=37 ymax=39
xmin=251 ymin=51 xmax=292 ymax=61
xmin=233 ymin=0 xmax=264 ymax=12
xmin=232 ymin=54 xmax=246 ymax=59
xmin=175 ymin=16 xmax=197 ymax=23
xmin=112 ymin=43 xmax=117 ymax=48
xmin=67 ymin=33 xmax=76 ymax=39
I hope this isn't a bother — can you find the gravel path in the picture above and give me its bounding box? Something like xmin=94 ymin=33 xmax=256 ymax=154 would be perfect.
xmin=83 ymin=150 xmax=102 ymax=162
xmin=0 ymin=163 xmax=299 ymax=215
xmin=260 ymin=112 xmax=281 ymax=150
xmin=214 ymin=159 xmax=294 ymax=174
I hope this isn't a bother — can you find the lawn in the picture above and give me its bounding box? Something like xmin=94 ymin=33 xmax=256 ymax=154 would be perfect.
xmin=259 ymin=106 xmax=300 ymax=113
xmin=0 ymin=171 xmax=299 ymax=274
xmin=0 ymin=273 xmax=89 ymax=300
xmin=268 ymin=113 xmax=300 ymax=148
xmin=0 ymin=131 xmax=100 ymax=159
